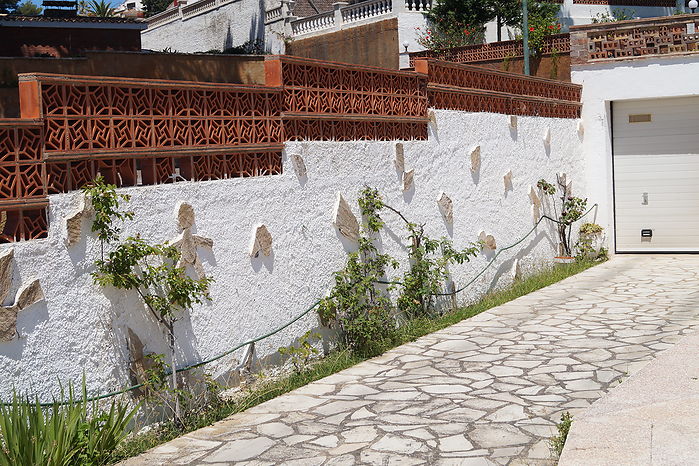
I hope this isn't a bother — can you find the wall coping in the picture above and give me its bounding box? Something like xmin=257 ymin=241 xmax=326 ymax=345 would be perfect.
xmin=570 ymin=13 xmax=699 ymax=33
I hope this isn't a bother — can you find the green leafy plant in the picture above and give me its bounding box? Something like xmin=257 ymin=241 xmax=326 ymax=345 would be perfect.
xmin=142 ymin=0 xmax=169 ymax=17
xmin=575 ymin=222 xmax=606 ymax=261
xmin=13 ymin=0 xmax=42 ymax=15
xmin=0 ymin=379 xmax=137 ymax=466
xmin=278 ymin=330 xmax=322 ymax=373
xmin=425 ymin=0 xmax=523 ymax=42
xmin=537 ymin=176 xmax=588 ymax=257
xmin=550 ymin=47 xmax=560 ymax=79
xmin=521 ymin=1 xmax=561 ymax=57
xmin=394 ymin=218 xmax=479 ymax=320
xmin=82 ymin=175 xmax=134 ymax=256
xmin=319 ymin=187 xmax=479 ymax=352
xmin=85 ymin=177 xmax=213 ymax=424
xmin=415 ymin=21 xmax=485 ymax=51
xmin=550 ymin=411 xmax=573 ymax=456
xmin=86 ymin=0 xmax=115 ymax=17
xmin=318 ymin=187 xmax=399 ymax=356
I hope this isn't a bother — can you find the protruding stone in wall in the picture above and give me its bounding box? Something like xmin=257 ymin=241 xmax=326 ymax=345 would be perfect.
xmin=543 ymin=127 xmax=552 ymax=146
xmin=529 ymin=186 xmax=541 ymax=208
xmin=511 ymin=258 xmax=521 ymax=281
xmin=0 ymin=307 xmax=20 ymax=342
xmin=428 ymin=110 xmax=437 ymax=130
xmin=249 ymin=225 xmax=273 ymax=258
xmin=403 ymin=169 xmax=414 ymax=192
xmin=290 ymin=153 xmax=307 ymax=178
xmin=171 ymin=202 xmax=213 ymax=278
xmin=503 ymin=170 xmax=513 ymax=190
xmin=509 ymin=115 xmax=517 ymax=129
xmin=437 ymin=192 xmax=454 ymax=225
xmin=127 ymin=327 xmax=156 ymax=397
xmin=65 ymin=195 xmax=93 ymax=246
xmin=0 ymin=250 xmax=44 ymax=342
xmin=333 ymin=193 xmax=360 ymax=241
xmin=479 ymin=231 xmax=497 ymax=250
xmin=577 ymin=120 xmax=585 ymax=136
xmin=394 ymin=142 xmax=405 ymax=173
xmin=15 ymin=280 xmax=43 ymax=310
xmin=0 ymin=248 xmax=13 ymax=303
xmin=470 ymin=146 xmax=481 ymax=173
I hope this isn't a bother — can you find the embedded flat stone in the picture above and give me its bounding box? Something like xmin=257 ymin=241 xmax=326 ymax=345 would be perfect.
xmin=372 ymin=434 xmax=425 ymax=454
xmin=202 ymin=437 xmax=274 ymax=462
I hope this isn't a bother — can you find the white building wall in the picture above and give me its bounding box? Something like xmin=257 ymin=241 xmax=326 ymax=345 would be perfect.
xmin=141 ymin=0 xmax=265 ymax=53
xmin=572 ymin=55 xmax=699 ymax=253
xmin=0 ymin=110 xmax=584 ymax=400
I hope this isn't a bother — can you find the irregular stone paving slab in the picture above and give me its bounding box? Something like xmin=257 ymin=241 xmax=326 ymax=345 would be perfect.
xmin=559 ymin=330 xmax=699 ymax=466
xmin=122 ymin=255 xmax=699 ymax=465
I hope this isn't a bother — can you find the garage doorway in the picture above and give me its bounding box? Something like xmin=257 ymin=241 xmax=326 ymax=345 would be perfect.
xmin=613 ymin=96 xmax=699 ymax=252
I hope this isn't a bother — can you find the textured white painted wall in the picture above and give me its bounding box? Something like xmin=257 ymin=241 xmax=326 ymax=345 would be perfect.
xmin=0 ymin=110 xmax=584 ymax=399
xmin=141 ymin=0 xmax=265 ymax=53
xmin=572 ymin=55 xmax=699 ymax=252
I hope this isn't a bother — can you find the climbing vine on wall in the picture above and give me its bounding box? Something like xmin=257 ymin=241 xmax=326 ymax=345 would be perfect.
xmin=84 ymin=177 xmax=213 ymax=424
xmin=319 ymin=187 xmax=479 ymax=356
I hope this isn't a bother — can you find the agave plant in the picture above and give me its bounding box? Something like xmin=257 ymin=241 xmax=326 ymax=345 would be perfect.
xmin=0 ymin=378 xmax=138 ymax=466
xmin=87 ymin=0 xmax=115 ymax=17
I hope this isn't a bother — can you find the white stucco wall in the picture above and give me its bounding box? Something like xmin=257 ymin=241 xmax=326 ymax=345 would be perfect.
xmin=0 ymin=110 xmax=585 ymax=400
xmin=572 ymin=55 xmax=699 ymax=253
xmin=141 ymin=0 xmax=265 ymax=53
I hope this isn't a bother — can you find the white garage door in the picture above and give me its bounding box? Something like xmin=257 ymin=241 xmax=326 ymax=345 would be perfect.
xmin=613 ymin=96 xmax=699 ymax=252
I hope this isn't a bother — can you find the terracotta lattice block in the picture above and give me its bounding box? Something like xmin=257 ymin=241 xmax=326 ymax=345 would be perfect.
xmin=266 ymin=56 xmax=429 ymax=141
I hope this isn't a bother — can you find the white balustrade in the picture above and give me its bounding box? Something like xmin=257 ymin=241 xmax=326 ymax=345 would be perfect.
xmin=182 ymin=0 xmax=216 ymax=19
xmin=265 ymin=6 xmax=283 ymax=23
xmin=147 ymin=7 xmax=181 ymax=28
xmin=291 ymin=11 xmax=335 ymax=35
xmin=404 ymin=0 xmax=431 ymax=12
xmin=341 ymin=0 xmax=391 ymax=24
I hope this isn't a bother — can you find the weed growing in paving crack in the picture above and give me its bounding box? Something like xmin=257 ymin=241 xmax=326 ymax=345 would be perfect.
xmin=550 ymin=411 xmax=573 ymax=457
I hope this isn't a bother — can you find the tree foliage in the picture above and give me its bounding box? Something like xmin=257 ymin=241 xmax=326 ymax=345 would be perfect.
xmin=87 ymin=0 xmax=115 ymax=16
xmin=0 ymin=0 xmax=18 ymax=13
xmin=142 ymin=0 xmax=169 ymax=17
xmin=425 ymin=0 xmax=562 ymax=46
xmin=84 ymin=177 xmax=213 ymax=425
xmin=14 ymin=0 xmax=42 ymax=15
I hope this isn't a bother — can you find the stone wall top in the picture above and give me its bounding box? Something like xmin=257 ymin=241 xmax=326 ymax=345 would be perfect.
xmin=570 ymin=13 xmax=699 ymax=65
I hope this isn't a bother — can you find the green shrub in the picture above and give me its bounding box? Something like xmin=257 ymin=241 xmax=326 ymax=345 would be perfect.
xmin=318 ymin=188 xmax=398 ymax=356
xmin=278 ymin=330 xmax=321 ymax=373
xmin=0 ymin=380 xmax=137 ymax=466
xmin=550 ymin=411 xmax=573 ymax=456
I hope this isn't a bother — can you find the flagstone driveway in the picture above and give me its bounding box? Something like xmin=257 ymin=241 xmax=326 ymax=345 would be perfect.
xmin=123 ymin=255 xmax=699 ymax=465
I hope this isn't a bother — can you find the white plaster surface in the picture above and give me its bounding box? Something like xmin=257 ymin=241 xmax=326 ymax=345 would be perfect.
xmin=572 ymin=55 xmax=699 ymax=253
xmin=0 ymin=110 xmax=583 ymax=399
xmin=141 ymin=0 xmax=266 ymax=53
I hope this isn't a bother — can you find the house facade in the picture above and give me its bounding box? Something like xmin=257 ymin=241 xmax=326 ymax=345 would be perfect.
xmin=141 ymin=0 xmax=679 ymax=63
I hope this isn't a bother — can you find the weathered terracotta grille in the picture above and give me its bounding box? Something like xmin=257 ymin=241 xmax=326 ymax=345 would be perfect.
xmin=409 ymin=34 xmax=571 ymax=66
xmin=265 ymin=56 xmax=429 ymax=141
xmin=586 ymin=21 xmax=699 ymax=60
xmin=0 ymin=56 xmax=582 ymax=243
xmin=414 ymin=59 xmax=582 ymax=119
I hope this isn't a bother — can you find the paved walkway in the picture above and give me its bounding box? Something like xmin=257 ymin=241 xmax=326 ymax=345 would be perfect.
xmin=124 ymin=255 xmax=699 ymax=465
xmin=559 ymin=330 xmax=699 ymax=465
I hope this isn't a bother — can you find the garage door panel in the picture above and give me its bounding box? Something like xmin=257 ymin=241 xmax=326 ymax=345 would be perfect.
xmin=613 ymin=96 xmax=699 ymax=252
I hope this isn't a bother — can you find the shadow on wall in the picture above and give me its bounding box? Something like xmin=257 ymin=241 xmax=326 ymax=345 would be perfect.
xmin=3 ymin=300 xmax=49 ymax=362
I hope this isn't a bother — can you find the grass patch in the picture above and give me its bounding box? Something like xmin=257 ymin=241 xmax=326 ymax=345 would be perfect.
xmin=112 ymin=259 xmax=600 ymax=463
